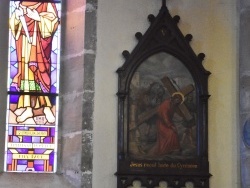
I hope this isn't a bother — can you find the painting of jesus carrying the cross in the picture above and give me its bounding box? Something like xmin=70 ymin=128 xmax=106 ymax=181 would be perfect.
xmin=128 ymin=52 xmax=197 ymax=160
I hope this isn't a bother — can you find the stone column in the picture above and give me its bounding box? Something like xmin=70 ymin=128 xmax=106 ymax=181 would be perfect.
xmin=240 ymin=1 xmax=250 ymax=187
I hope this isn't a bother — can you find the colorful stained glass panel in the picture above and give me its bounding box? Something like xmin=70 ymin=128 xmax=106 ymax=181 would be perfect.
xmin=7 ymin=95 xmax=58 ymax=126
xmin=5 ymin=0 xmax=61 ymax=173
xmin=8 ymin=3 xmax=61 ymax=94
xmin=6 ymin=126 xmax=57 ymax=172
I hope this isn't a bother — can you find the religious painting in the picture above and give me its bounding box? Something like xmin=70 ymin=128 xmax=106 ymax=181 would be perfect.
xmin=128 ymin=52 xmax=196 ymax=160
xmin=5 ymin=0 xmax=61 ymax=172
xmin=116 ymin=2 xmax=211 ymax=187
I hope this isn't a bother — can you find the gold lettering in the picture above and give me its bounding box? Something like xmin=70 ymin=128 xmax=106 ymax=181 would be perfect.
xmin=177 ymin=163 xmax=182 ymax=169
xmin=170 ymin=163 xmax=177 ymax=168
xmin=129 ymin=161 xmax=198 ymax=169
xmin=143 ymin=163 xmax=157 ymax=168
xmin=129 ymin=162 xmax=143 ymax=168
xmin=16 ymin=130 xmax=47 ymax=136
xmin=13 ymin=154 xmax=49 ymax=160
xmin=157 ymin=162 xmax=170 ymax=168
xmin=181 ymin=164 xmax=198 ymax=169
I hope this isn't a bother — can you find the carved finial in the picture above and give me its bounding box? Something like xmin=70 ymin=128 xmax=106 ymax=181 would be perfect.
xmin=173 ymin=15 xmax=180 ymax=23
xmin=135 ymin=32 xmax=143 ymax=41
xmin=185 ymin=34 xmax=193 ymax=42
xmin=198 ymin=53 xmax=206 ymax=62
xmin=148 ymin=14 xmax=155 ymax=24
xmin=162 ymin=0 xmax=166 ymax=7
xmin=122 ymin=50 xmax=130 ymax=60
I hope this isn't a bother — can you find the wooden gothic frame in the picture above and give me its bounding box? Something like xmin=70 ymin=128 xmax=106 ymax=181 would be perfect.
xmin=116 ymin=1 xmax=211 ymax=188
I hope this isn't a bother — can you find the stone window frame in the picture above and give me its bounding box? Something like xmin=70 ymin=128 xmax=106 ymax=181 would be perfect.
xmin=0 ymin=0 xmax=96 ymax=187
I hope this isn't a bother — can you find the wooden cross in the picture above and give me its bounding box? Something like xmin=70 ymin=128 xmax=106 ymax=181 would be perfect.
xmin=161 ymin=76 xmax=194 ymax=121
xmin=130 ymin=76 xmax=194 ymax=131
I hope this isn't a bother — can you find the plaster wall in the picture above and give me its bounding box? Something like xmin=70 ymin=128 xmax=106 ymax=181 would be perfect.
xmin=94 ymin=0 xmax=239 ymax=187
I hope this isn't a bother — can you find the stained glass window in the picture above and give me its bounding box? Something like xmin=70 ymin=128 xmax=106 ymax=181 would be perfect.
xmin=5 ymin=0 xmax=61 ymax=173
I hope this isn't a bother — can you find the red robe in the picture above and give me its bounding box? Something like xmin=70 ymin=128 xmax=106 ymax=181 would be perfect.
xmin=153 ymin=99 xmax=180 ymax=155
xmin=12 ymin=2 xmax=59 ymax=93
xmin=10 ymin=2 xmax=59 ymax=108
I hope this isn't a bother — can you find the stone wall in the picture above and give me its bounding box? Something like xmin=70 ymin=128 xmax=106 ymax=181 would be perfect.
xmin=60 ymin=0 xmax=96 ymax=187
xmin=240 ymin=0 xmax=250 ymax=187
xmin=0 ymin=0 xmax=97 ymax=187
